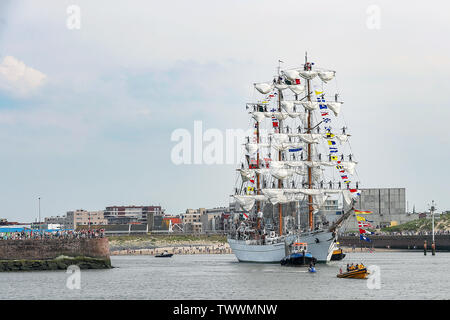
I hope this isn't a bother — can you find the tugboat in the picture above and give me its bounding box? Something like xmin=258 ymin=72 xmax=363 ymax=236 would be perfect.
xmin=280 ymin=242 xmax=317 ymax=266
xmin=155 ymin=250 xmax=173 ymax=258
xmin=337 ymin=263 xmax=369 ymax=279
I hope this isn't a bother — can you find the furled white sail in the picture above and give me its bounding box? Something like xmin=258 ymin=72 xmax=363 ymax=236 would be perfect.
xmin=254 ymin=168 xmax=270 ymax=175
xmin=297 ymin=133 xmax=322 ymax=144
xmin=263 ymin=112 xmax=288 ymax=121
xmin=273 ymin=112 xmax=289 ymax=121
xmin=268 ymin=161 xmax=284 ymax=169
xmin=302 ymin=161 xmax=328 ymax=168
xmin=318 ymin=71 xmax=335 ymax=83
xmin=262 ymin=189 xmax=288 ymax=205
xmin=244 ymin=142 xmax=271 ymax=154
xmin=234 ymin=195 xmax=256 ymax=211
xmin=282 ymin=69 xmax=300 ymax=81
xmin=281 ymin=101 xmax=294 ymax=113
xmin=300 ymin=101 xmax=319 ymax=111
xmin=250 ymin=109 xmax=306 ymax=122
xmin=251 ymin=112 xmax=266 ymax=122
xmin=326 ymin=102 xmax=342 ymax=116
xmin=341 ymin=161 xmax=357 ymax=175
xmin=270 ymin=168 xmax=294 ymax=180
xmin=271 ymin=133 xmax=289 ymax=145
xmin=287 ymin=111 xmax=300 ymax=119
xmin=298 ymin=70 xmax=318 ymax=80
xmin=238 ymin=169 xmax=254 ymax=182
xmin=313 ymin=194 xmax=329 ymax=210
xmin=312 ymin=166 xmax=323 ymax=180
xmin=342 ymin=190 xmax=352 ymax=206
xmin=288 ymin=85 xmax=305 ymax=95
xmin=271 ymin=142 xmax=302 ymax=151
xmin=334 ymin=134 xmax=349 ymax=143
xmin=254 ymin=82 xmax=273 ymax=94
xmin=284 ymin=161 xmax=304 ymax=168
xmin=282 ymin=132 xmax=349 ymax=144
xmin=274 ymin=83 xmax=288 ymax=90
xmin=245 ymin=143 xmax=259 ymax=155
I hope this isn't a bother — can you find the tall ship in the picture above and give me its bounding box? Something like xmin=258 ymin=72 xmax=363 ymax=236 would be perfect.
xmin=228 ymin=55 xmax=361 ymax=263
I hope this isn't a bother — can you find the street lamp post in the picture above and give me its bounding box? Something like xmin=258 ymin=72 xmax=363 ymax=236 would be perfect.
xmin=431 ymin=200 xmax=436 ymax=256
xmin=38 ymin=197 xmax=41 ymax=234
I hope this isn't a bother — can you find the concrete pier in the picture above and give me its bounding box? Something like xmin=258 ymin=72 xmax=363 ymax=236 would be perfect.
xmin=0 ymin=238 xmax=111 ymax=271
xmin=339 ymin=235 xmax=449 ymax=251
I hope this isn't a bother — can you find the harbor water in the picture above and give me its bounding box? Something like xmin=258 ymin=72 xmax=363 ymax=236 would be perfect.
xmin=0 ymin=251 xmax=448 ymax=299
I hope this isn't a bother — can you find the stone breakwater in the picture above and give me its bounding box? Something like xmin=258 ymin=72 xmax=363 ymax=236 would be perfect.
xmin=0 ymin=256 xmax=111 ymax=272
xmin=0 ymin=238 xmax=111 ymax=271
xmin=111 ymin=243 xmax=231 ymax=256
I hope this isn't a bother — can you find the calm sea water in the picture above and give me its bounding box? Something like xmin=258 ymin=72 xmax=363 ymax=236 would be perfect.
xmin=0 ymin=251 xmax=448 ymax=300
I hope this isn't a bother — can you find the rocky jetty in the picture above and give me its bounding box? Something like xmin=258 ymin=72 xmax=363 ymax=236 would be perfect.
xmin=0 ymin=255 xmax=111 ymax=272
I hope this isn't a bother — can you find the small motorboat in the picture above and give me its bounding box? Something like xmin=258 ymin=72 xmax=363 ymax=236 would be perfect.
xmin=337 ymin=264 xmax=369 ymax=279
xmin=155 ymin=251 xmax=173 ymax=258
xmin=280 ymin=242 xmax=317 ymax=266
xmin=330 ymin=248 xmax=346 ymax=261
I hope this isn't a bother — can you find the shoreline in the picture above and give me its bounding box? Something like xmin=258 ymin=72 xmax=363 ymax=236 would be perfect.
xmin=110 ymin=243 xmax=231 ymax=256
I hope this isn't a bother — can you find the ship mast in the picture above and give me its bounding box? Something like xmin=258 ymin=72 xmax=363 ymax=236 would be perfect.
xmin=256 ymin=118 xmax=261 ymax=231
xmin=305 ymin=52 xmax=314 ymax=231
xmin=277 ymin=61 xmax=283 ymax=237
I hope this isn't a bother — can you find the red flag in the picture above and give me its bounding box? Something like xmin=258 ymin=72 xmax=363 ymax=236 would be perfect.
xmin=272 ymin=117 xmax=279 ymax=128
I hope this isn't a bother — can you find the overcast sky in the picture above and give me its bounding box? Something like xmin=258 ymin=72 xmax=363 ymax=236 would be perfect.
xmin=0 ymin=0 xmax=449 ymax=222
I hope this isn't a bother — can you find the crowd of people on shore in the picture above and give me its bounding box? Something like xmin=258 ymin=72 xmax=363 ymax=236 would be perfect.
xmin=0 ymin=229 xmax=105 ymax=240
xmin=111 ymin=243 xmax=231 ymax=256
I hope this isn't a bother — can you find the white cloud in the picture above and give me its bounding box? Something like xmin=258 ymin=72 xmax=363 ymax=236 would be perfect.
xmin=0 ymin=55 xmax=47 ymax=96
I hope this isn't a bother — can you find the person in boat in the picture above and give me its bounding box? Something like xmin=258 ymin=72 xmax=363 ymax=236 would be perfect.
xmin=346 ymin=264 xmax=350 ymax=272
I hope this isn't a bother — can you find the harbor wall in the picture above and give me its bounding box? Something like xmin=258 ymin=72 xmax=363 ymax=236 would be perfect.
xmin=0 ymin=238 xmax=110 ymax=260
xmin=339 ymin=235 xmax=450 ymax=251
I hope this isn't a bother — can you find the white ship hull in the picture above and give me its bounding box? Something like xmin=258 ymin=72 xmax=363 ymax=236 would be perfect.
xmin=294 ymin=231 xmax=336 ymax=262
xmin=228 ymin=231 xmax=336 ymax=263
xmin=227 ymin=238 xmax=286 ymax=263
